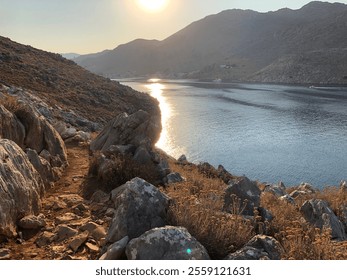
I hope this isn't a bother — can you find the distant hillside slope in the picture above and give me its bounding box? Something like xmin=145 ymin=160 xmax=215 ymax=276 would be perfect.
xmin=0 ymin=36 xmax=159 ymax=125
xmin=61 ymin=53 xmax=80 ymax=60
xmin=74 ymin=1 xmax=347 ymax=84
xmin=250 ymin=48 xmax=347 ymax=84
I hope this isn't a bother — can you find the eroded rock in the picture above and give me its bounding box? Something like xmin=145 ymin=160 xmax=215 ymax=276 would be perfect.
xmin=126 ymin=226 xmax=210 ymax=260
xmin=300 ymin=199 xmax=346 ymax=240
xmin=225 ymin=235 xmax=282 ymax=260
xmin=106 ymin=177 xmax=170 ymax=243
xmin=0 ymin=139 xmax=44 ymax=237
xmin=100 ymin=236 xmax=129 ymax=260
xmin=90 ymin=110 xmax=161 ymax=152
xmin=18 ymin=214 xmax=46 ymax=230
xmin=223 ymin=176 xmax=261 ymax=216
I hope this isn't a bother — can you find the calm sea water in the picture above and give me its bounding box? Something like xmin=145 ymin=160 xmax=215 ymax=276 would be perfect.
xmin=120 ymin=79 xmax=347 ymax=188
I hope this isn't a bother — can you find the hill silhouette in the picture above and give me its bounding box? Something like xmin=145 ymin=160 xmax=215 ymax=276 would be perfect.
xmin=74 ymin=1 xmax=347 ymax=84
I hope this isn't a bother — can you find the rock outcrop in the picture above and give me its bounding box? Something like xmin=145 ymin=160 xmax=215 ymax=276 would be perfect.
xmin=126 ymin=226 xmax=210 ymax=260
xmin=0 ymin=105 xmax=25 ymax=147
xmin=300 ymin=199 xmax=346 ymax=240
xmin=263 ymin=182 xmax=286 ymax=197
xmin=0 ymin=139 xmax=44 ymax=237
xmin=0 ymin=102 xmax=68 ymax=186
xmin=88 ymin=110 xmax=170 ymax=185
xmin=90 ymin=110 xmax=161 ymax=152
xmin=225 ymin=235 xmax=282 ymax=260
xmin=223 ymin=176 xmax=261 ymax=216
xmin=106 ymin=178 xmax=170 ymax=243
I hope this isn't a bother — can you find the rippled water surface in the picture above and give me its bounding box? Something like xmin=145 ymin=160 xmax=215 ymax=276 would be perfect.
xmin=120 ymin=79 xmax=347 ymax=188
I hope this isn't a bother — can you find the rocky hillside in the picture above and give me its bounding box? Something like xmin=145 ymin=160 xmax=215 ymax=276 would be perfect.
xmin=0 ymin=36 xmax=160 ymax=127
xmin=1 ymin=3 xmax=347 ymax=260
xmin=250 ymin=48 xmax=347 ymax=84
xmin=74 ymin=1 xmax=347 ymax=84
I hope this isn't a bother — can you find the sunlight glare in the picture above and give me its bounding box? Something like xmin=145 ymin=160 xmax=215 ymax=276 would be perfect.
xmin=145 ymin=80 xmax=171 ymax=151
xmin=136 ymin=0 xmax=169 ymax=13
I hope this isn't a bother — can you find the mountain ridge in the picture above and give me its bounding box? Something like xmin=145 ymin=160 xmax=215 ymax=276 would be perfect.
xmin=74 ymin=1 xmax=347 ymax=84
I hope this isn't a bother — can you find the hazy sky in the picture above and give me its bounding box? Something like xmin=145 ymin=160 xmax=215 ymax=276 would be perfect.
xmin=1 ymin=0 xmax=346 ymax=54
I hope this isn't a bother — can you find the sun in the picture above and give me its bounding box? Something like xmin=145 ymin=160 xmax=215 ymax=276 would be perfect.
xmin=136 ymin=0 xmax=169 ymax=13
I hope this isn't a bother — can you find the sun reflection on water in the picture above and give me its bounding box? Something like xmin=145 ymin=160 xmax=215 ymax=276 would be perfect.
xmin=144 ymin=79 xmax=172 ymax=152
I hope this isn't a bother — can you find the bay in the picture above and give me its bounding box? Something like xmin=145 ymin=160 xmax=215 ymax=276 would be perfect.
xmin=120 ymin=79 xmax=347 ymax=188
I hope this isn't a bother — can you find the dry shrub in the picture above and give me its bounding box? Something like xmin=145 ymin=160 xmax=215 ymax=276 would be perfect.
xmin=261 ymin=192 xmax=347 ymax=259
xmin=0 ymin=93 xmax=25 ymax=113
xmin=89 ymin=151 xmax=160 ymax=192
xmin=276 ymin=225 xmax=347 ymax=259
xmin=316 ymin=186 xmax=347 ymax=218
xmin=261 ymin=192 xmax=302 ymax=233
xmin=165 ymin=163 xmax=255 ymax=259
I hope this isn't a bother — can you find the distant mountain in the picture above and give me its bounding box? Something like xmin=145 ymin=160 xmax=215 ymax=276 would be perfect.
xmin=74 ymin=1 xmax=347 ymax=84
xmin=61 ymin=53 xmax=80 ymax=60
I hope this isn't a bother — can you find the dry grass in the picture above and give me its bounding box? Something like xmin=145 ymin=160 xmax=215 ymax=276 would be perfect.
xmin=88 ymin=151 xmax=160 ymax=192
xmin=164 ymin=161 xmax=347 ymax=259
xmin=261 ymin=192 xmax=347 ymax=259
xmin=316 ymin=186 xmax=347 ymax=220
xmin=0 ymin=93 xmax=25 ymax=113
xmin=164 ymin=163 xmax=255 ymax=259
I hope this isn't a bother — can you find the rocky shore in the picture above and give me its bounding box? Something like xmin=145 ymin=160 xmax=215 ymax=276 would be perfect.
xmin=1 ymin=82 xmax=347 ymax=259
xmin=1 ymin=36 xmax=347 ymax=260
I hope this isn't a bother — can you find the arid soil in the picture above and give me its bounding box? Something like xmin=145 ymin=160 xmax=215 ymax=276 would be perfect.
xmin=2 ymin=143 xmax=109 ymax=260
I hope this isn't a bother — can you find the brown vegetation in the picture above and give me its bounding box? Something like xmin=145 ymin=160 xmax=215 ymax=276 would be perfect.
xmin=0 ymin=93 xmax=25 ymax=113
xmin=164 ymin=162 xmax=255 ymax=259
xmin=88 ymin=151 xmax=161 ymax=193
xmin=0 ymin=36 xmax=159 ymax=126
xmin=165 ymin=160 xmax=347 ymax=259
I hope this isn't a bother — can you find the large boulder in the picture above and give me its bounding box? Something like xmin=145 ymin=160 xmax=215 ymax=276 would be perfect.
xmin=26 ymin=148 xmax=58 ymax=188
xmin=300 ymin=199 xmax=346 ymax=240
xmin=90 ymin=110 xmax=161 ymax=152
xmin=0 ymin=104 xmax=67 ymax=170
xmin=225 ymin=235 xmax=282 ymax=260
xmin=0 ymin=105 xmax=25 ymax=148
xmin=223 ymin=176 xmax=261 ymax=216
xmin=0 ymin=139 xmax=44 ymax=237
xmin=106 ymin=178 xmax=170 ymax=243
xmin=263 ymin=182 xmax=286 ymax=197
xmin=126 ymin=226 xmax=210 ymax=260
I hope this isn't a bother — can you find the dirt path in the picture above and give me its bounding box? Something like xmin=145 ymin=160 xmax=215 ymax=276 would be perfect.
xmin=2 ymin=144 xmax=110 ymax=260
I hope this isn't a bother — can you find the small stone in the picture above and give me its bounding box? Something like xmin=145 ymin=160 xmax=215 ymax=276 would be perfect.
xmin=177 ymin=154 xmax=187 ymax=162
xmin=91 ymin=227 xmax=107 ymax=241
xmin=85 ymin=242 xmax=99 ymax=252
xmin=0 ymin=249 xmax=10 ymax=260
xmin=30 ymin=252 xmax=38 ymax=258
xmin=69 ymin=231 xmax=89 ymax=252
xmin=52 ymin=200 xmax=67 ymax=210
xmin=36 ymin=231 xmax=55 ymax=247
xmin=58 ymin=194 xmax=84 ymax=207
xmin=55 ymin=225 xmax=78 ymax=242
xmin=18 ymin=214 xmax=46 ymax=229
xmin=166 ymin=172 xmax=185 ymax=184
xmin=55 ymin=212 xmax=80 ymax=225
xmin=80 ymin=222 xmax=99 ymax=233
xmin=100 ymin=236 xmax=129 ymax=260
